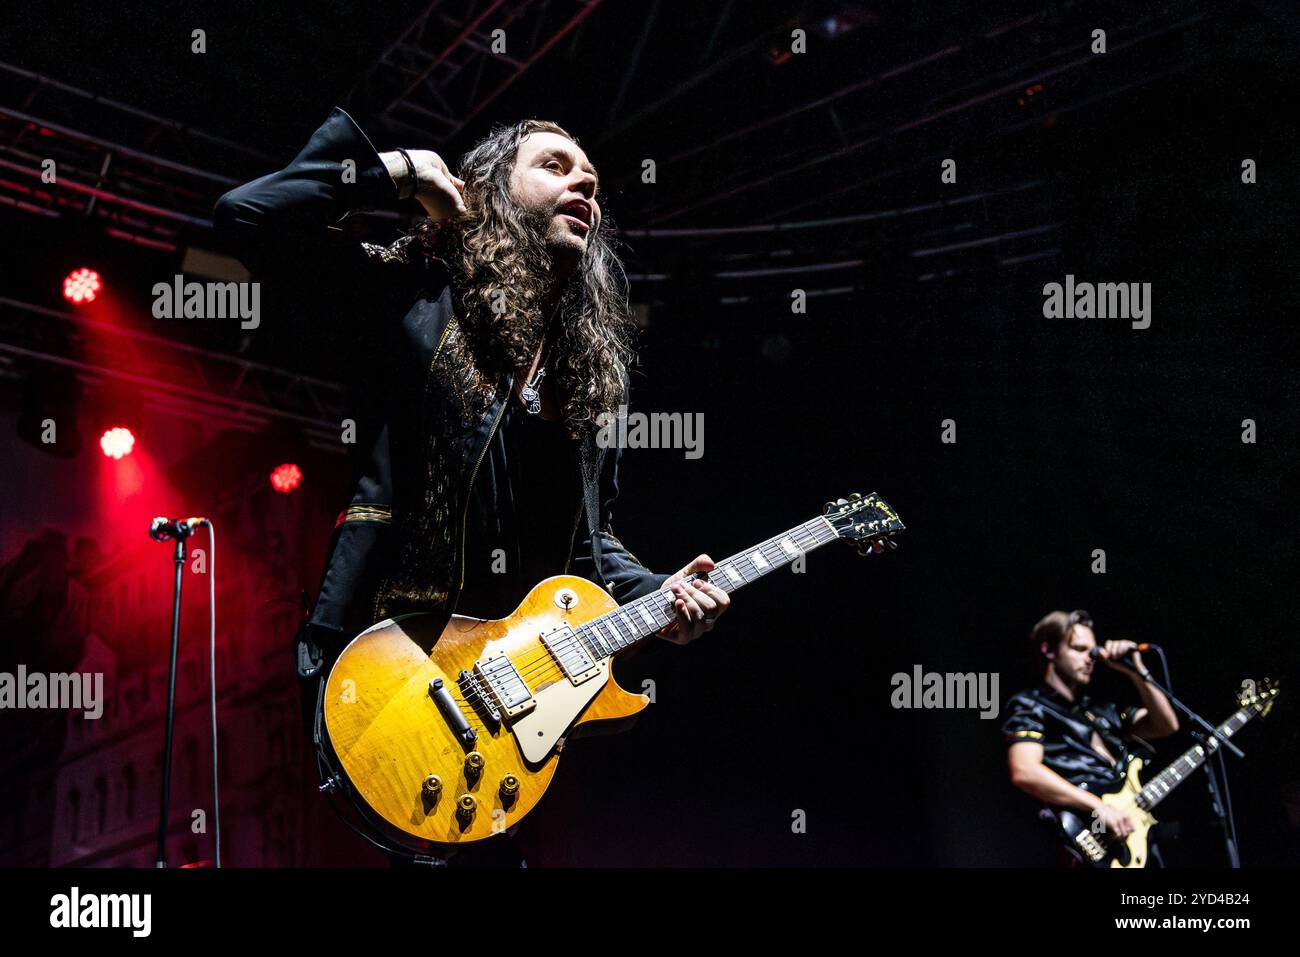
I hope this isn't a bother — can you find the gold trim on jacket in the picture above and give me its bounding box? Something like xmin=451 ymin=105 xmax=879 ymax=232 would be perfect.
xmin=335 ymin=504 xmax=394 ymax=527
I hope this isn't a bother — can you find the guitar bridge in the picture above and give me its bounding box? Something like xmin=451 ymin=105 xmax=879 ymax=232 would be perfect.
xmin=1074 ymin=829 xmax=1107 ymax=863
xmin=458 ymin=669 xmax=500 ymax=728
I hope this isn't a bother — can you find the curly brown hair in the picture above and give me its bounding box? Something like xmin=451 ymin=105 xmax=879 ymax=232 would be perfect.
xmin=409 ymin=119 xmax=637 ymax=439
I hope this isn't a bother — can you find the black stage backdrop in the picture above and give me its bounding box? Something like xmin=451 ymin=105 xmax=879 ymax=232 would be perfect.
xmin=0 ymin=1 xmax=1295 ymax=868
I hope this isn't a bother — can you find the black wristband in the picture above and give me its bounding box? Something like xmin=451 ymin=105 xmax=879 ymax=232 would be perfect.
xmin=395 ymin=148 xmax=418 ymax=200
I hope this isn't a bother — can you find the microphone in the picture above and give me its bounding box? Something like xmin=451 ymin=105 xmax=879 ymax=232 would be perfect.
xmin=1089 ymin=643 xmax=1154 ymax=661
xmin=149 ymin=516 xmax=207 ymax=542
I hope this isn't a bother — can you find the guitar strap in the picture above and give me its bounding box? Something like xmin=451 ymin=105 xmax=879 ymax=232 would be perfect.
xmin=578 ymin=432 xmax=610 ymax=595
xmin=1033 ymin=695 xmax=1098 ymax=732
xmin=1030 ymin=693 xmax=1136 ymax=770
xmin=1034 ymin=694 xmax=1108 ymax=739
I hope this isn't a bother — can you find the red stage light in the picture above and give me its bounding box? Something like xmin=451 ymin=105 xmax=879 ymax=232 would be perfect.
xmin=63 ymin=268 xmax=102 ymax=304
xmin=270 ymin=463 xmax=302 ymax=493
xmin=99 ymin=426 xmax=135 ymax=459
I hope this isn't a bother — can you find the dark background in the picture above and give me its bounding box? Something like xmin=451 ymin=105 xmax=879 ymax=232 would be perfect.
xmin=0 ymin=0 xmax=1296 ymax=866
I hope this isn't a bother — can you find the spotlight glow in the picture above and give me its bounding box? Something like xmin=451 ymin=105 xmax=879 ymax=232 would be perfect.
xmin=270 ymin=463 xmax=302 ymax=493
xmin=64 ymin=268 xmax=102 ymax=304
xmin=99 ymin=426 xmax=135 ymax=459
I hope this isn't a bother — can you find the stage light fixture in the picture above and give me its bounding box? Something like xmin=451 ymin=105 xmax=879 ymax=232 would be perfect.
xmin=63 ymin=268 xmax=102 ymax=304
xmin=99 ymin=426 xmax=135 ymax=459
xmin=270 ymin=462 xmax=302 ymax=493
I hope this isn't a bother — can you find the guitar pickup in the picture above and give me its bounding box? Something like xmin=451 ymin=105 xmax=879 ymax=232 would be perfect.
xmin=474 ymin=653 xmax=535 ymax=719
xmin=540 ymin=624 xmax=600 ymax=685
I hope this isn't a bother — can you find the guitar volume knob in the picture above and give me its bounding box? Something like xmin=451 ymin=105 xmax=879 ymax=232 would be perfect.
xmin=499 ymin=773 xmax=520 ymax=803
xmin=465 ymin=751 xmax=484 ymax=780
xmin=422 ymin=774 xmax=442 ymax=798
xmin=456 ymin=794 xmax=477 ymax=823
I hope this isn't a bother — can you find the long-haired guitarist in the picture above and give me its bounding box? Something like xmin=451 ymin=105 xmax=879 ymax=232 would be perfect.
xmin=216 ymin=108 xmax=731 ymax=656
xmin=1002 ymin=609 xmax=1179 ymax=864
xmin=215 ymin=109 xmax=730 ymax=863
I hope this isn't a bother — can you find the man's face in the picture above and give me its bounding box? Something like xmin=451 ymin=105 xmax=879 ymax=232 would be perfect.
xmin=509 ymin=131 xmax=601 ymax=264
xmin=1050 ymin=623 xmax=1097 ymax=687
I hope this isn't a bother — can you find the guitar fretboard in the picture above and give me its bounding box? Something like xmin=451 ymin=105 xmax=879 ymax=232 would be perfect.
xmin=574 ymin=515 xmax=839 ymax=658
xmin=1134 ymin=706 xmax=1257 ymax=811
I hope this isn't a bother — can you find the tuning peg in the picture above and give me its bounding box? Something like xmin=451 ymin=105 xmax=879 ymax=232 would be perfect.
xmin=854 ymin=538 xmax=894 ymax=558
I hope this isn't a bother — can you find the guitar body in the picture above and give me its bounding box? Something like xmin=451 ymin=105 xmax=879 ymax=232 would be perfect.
xmin=1055 ymin=758 xmax=1157 ymax=868
xmin=315 ymin=490 xmax=907 ymax=855
xmin=321 ymin=575 xmax=648 ymax=851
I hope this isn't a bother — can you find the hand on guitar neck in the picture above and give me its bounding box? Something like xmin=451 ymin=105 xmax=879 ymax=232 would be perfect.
xmin=651 ymin=534 xmax=887 ymax=645
xmin=655 ymin=553 xmax=731 ymax=645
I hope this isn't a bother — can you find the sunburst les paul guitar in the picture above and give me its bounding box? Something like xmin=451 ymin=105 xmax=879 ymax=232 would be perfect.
xmin=319 ymin=492 xmax=904 ymax=850
xmin=1051 ymin=679 xmax=1279 ymax=868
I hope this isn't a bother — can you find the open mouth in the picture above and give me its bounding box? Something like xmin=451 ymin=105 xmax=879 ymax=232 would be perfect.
xmin=557 ymin=201 xmax=592 ymax=233
xmin=559 ymin=214 xmax=590 ymax=233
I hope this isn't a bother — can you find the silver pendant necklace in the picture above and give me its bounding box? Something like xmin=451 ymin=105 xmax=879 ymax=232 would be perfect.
xmin=519 ymin=337 xmax=552 ymax=415
xmin=520 ymin=365 xmax=547 ymax=415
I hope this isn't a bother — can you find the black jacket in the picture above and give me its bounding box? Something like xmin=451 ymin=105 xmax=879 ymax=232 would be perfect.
xmin=213 ymin=106 xmax=668 ymax=656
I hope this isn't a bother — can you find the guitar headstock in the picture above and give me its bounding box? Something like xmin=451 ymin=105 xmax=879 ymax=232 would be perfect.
xmin=822 ymin=492 xmax=905 ymax=556
xmin=1238 ymin=678 xmax=1280 ymax=716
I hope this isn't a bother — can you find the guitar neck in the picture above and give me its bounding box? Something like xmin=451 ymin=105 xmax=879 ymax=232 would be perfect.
xmin=574 ymin=515 xmax=840 ymax=659
xmin=1135 ymin=706 xmax=1257 ymax=812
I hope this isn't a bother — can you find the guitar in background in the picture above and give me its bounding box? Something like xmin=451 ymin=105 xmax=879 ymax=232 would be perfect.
xmin=1050 ymin=680 xmax=1280 ymax=868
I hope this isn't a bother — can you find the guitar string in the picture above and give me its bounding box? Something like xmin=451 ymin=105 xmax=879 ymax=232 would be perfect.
xmin=515 ymin=528 xmax=833 ymax=663
xmin=445 ymin=524 xmax=850 ymax=713
xmin=450 ymin=577 xmax=731 ymax=706
xmin=1136 ymin=712 xmax=1248 ymax=809
xmin=457 ymin=544 xmax=826 ymax=699
xmin=452 ymin=590 xmax=767 ymax=719
xmin=366 ymin=523 xmax=863 ymax=732
xmin=509 ymin=538 xmax=824 ymax=674
xmin=483 ymin=540 xmax=829 ymax=686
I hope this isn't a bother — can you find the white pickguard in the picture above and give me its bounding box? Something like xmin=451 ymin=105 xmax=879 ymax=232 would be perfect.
xmin=469 ymin=595 xmax=611 ymax=766
xmin=511 ymin=658 xmax=610 ymax=764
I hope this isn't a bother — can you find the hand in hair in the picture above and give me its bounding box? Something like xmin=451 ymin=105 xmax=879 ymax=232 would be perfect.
xmin=383 ymin=148 xmax=467 ymax=220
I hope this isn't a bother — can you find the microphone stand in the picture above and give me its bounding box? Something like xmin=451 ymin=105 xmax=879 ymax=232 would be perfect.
xmin=1115 ymin=655 xmax=1243 ymax=868
xmin=153 ymin=523 xmax=194 ymax=868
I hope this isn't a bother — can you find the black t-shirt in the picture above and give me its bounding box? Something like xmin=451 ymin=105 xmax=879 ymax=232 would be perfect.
xmin=455 ymin=398 xmax=583 ymax=620
xmin=1002 ymin=686 xmax=1142 ymax=794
